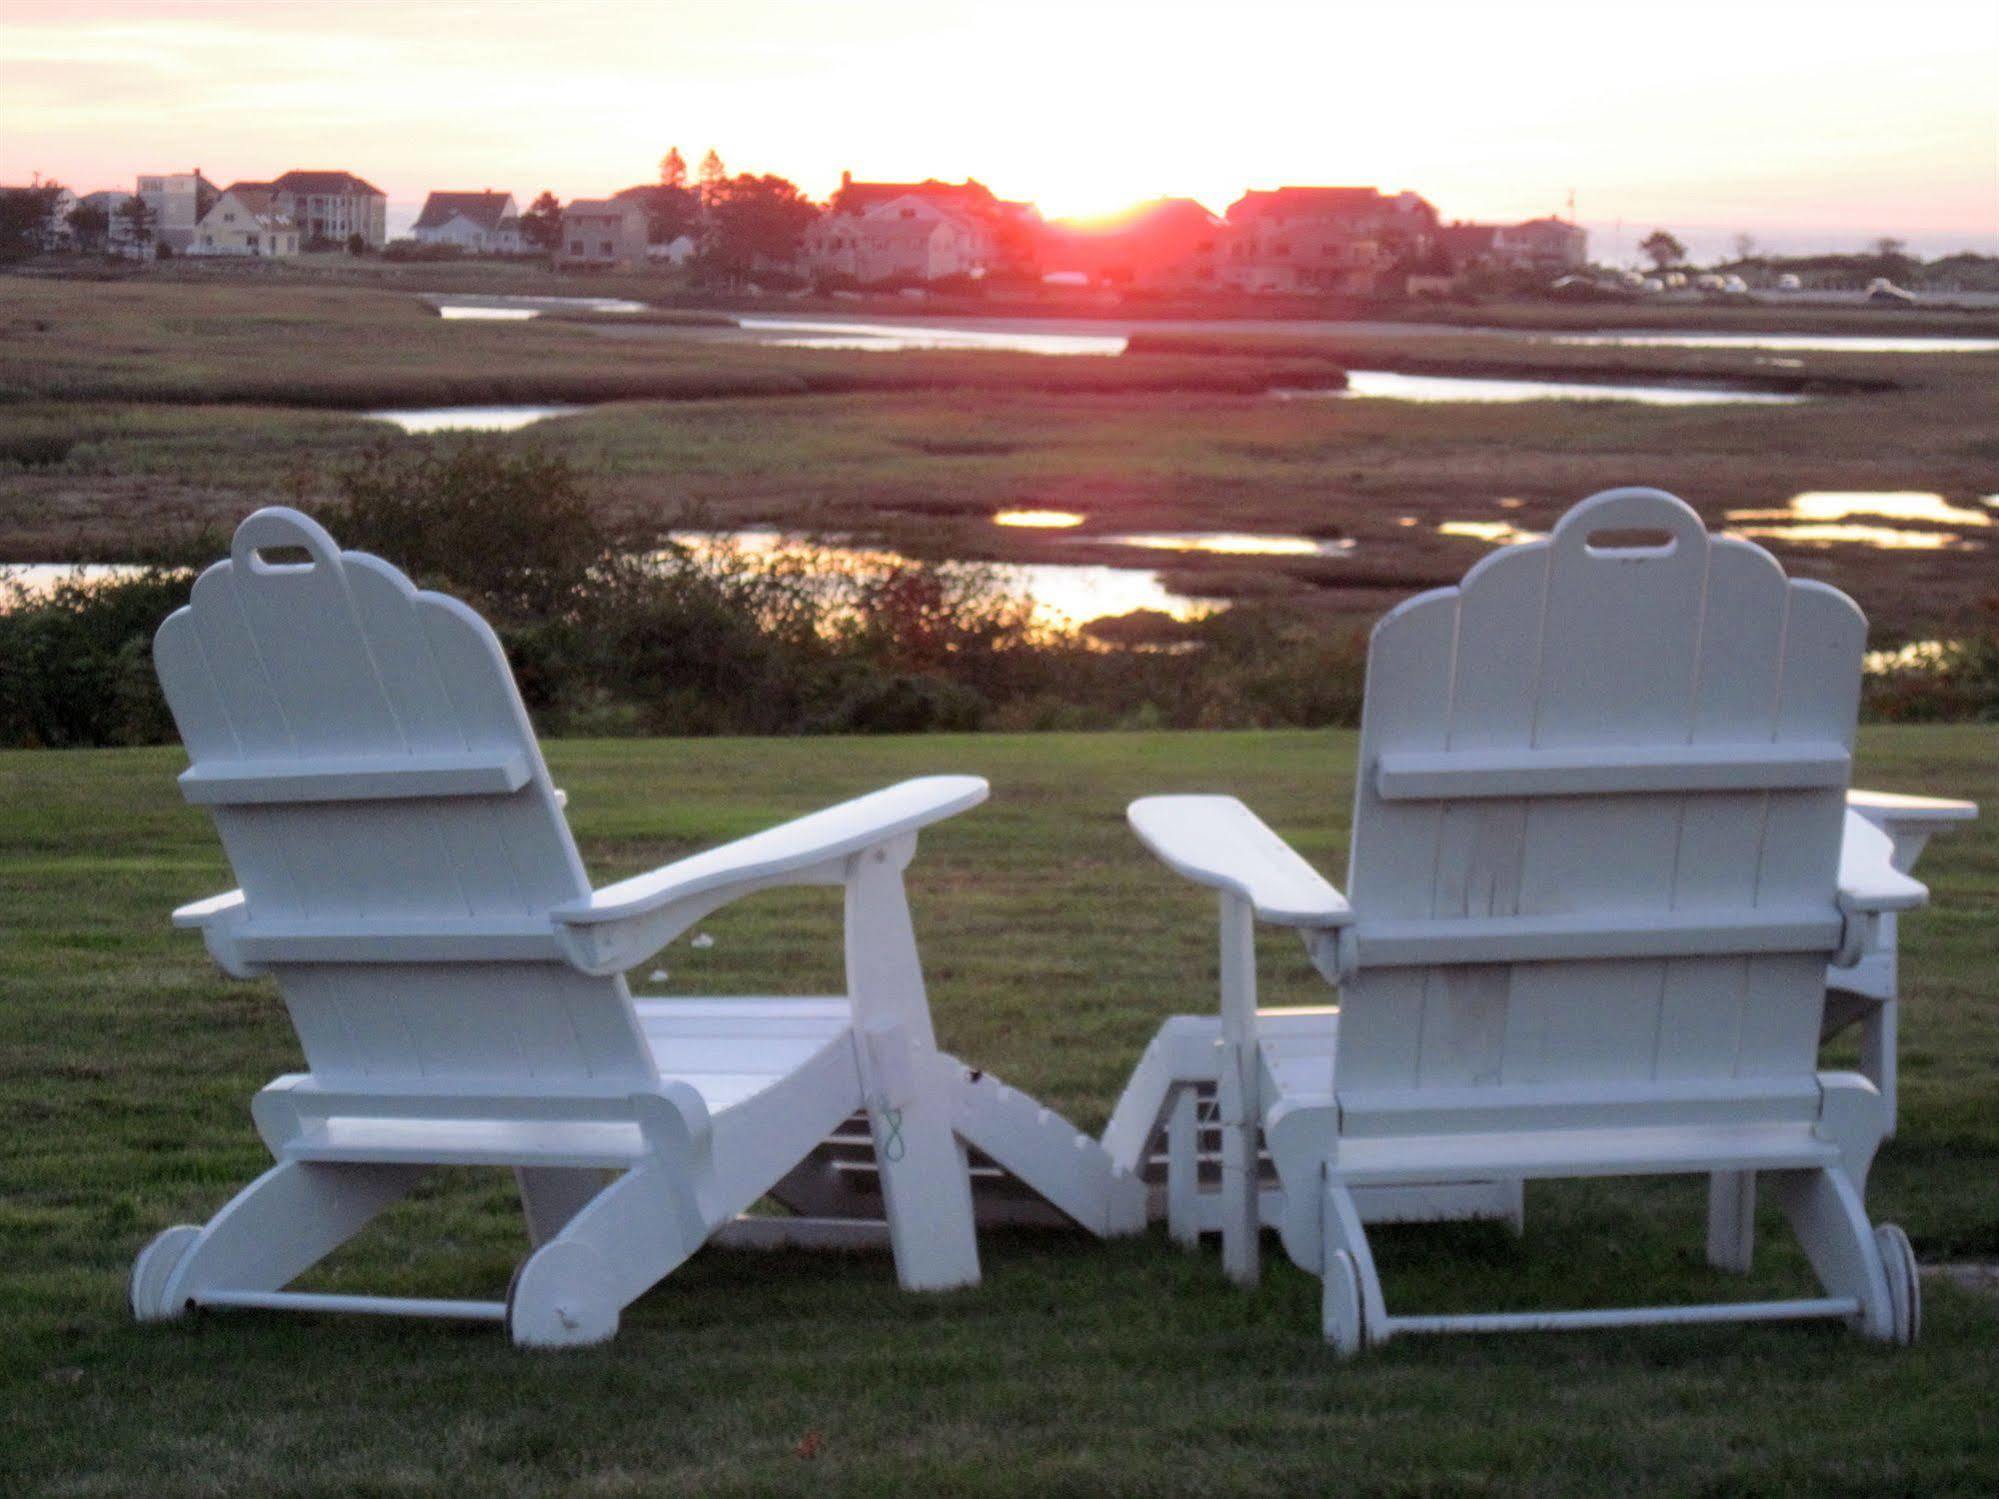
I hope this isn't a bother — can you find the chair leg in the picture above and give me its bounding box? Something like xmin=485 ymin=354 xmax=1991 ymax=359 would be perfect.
xmin=1165 ymin=1086 xmax=1200 ymax=1249
xmin=1862 ymin=1000 xmax=1898 ymax=1138
xmin=515 ymin=1166 xmax=609 ymax=1248
xmin=1707 ymin=1171 xmax=1756 ymax=1273
xmin=149 ymin=1159 xmax=423 ymax=1319
xmin=1217 ymin=894 xmax=1260 ymax=1288
xmin=1320 ymin=1169 xmax=1387 ymax=1354
xmin=1216 ymin=1044 xmax=1260 ymax=1287
xmin=510 ymin=1161 xmax=706 ymax=1347
xmin=846 ymin=849 xmax=980 ymax=1293
xmin=1767 ymin=1166 xmax=1894 ymax=1341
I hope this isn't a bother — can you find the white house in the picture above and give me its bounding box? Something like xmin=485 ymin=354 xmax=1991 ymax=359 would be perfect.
xmin=411 ymin=190 xmax=522 ymax=253
xmin=190 ymin=184 xmax=300 ymax=257
xmin=135 ymin=171 xmax=218 ymax=252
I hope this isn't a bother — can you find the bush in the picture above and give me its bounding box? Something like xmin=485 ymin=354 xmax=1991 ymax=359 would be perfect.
xmin=0 ymin=568 xmax=192 ymax=747
xmin=3 ymin=441 xmax=1987 ymax=748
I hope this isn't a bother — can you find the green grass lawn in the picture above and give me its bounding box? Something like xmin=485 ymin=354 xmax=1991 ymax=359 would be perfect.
xmin=2 ymin=726 xmax=1994 ymax=1496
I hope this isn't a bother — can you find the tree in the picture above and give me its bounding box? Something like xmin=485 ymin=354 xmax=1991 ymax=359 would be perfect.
xmin=615 ymin=183 xmax=699 ymax=246
xmin=0 ymin=184 xmax=66 ymax=262
xmin=518 ymin=191 xmax=563 ymax=251
xmin=698 ymin=149 xmax=727 ymax=207
xmin=1871 ymin=237 xmax=1907 ymax=260
xmin=1638 ymin=229 xmax=1685 ymax=270
xmin=66 ymin=201 xmax=111 ymax=253
xmin=119 ymin=194 xmax=153 ymax=249
xmin=701 ymin=172 xmax=817 ymax=285
xmin=659 ymin=147 xmax=687 ymax=189
xmin=1732 ymin=232 xmax=1756 ymax=262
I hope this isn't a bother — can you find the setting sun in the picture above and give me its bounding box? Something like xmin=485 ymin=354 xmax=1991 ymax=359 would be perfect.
xmin=2 ymin=0 xmax=1993 ymax=254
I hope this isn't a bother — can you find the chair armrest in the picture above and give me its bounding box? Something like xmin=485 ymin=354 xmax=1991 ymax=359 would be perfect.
xmin=1847 ymin=787 xmax=1978 ymax=830
xmin=1127 ymin=794 xmax=1352 ymax=927
xmin=173 ymin=888 xmax=246 ymax=928
xmin=1838 ymin=810 xmax=1928 ymax=916
xmin=1847 ymin=788 xmax=1977 ymax=872
xmin=550 ymin=775 xmax=988 ymax=974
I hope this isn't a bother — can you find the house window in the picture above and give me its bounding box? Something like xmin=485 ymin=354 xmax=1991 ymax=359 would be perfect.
xmin=600 ymin=240 xmax=613 ymax=255
xmin=569 ymin=239 xmax=583 ymax=254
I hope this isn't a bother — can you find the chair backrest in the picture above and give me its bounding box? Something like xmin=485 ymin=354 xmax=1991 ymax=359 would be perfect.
xmin=154 ymin=507 xmax=654 ymax=1092
xmin=1335 ymin=489 xmax=1863 ymax=1126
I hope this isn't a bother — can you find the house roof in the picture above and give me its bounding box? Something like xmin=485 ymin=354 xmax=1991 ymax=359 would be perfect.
xmin=212 ymin=184 xmax=296 ymax=227
xmin=562 ymin=198 xmax=641 ymax=217
xmin=413 ymin=191 xmax=516 ymax=231
xmin=207 ymin=184 xmax=295 ymax=228
xmin=833 ymin=176 xmax=1000 ymax=217
xmin=269 ymin=170 xmax=385 ymax=198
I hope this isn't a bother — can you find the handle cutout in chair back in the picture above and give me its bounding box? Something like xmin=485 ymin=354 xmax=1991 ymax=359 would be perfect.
xmin=231 ymin=507 xmax=344 ymax=576
xmin=1552 ymin=487 xmax=1708 ymax=568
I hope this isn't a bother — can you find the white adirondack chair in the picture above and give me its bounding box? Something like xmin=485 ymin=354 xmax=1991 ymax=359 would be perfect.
xmin=1118 ymin=488 xmax=1932 ymax=1351
xmin=1101 ymin=792 xmax=1973 ymax=1250
xmin=130 ymin=507 xmax=1140 ymax=1348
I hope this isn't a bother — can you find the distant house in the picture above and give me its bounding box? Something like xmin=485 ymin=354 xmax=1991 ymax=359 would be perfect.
xmin=1492 ymin=217 xmax=1588 ymax=272
xmin=802 ymin=173 xmax=1040 ymax=284
xmin=267 ymin=170 xmax=388 ymax=248
xmin=135 ymin=171 xmax=220 ymax=252
xmin=1219 ymin=186 xmax=1439 ymax=295
xmin=411 ymin=190 xmax=522 ymax=253
xmin=804 ymin=195 xmax=993 ymax=284
xmin=557 ymin=198 xmax=647 ymax=267
xmin=189 ymin=184 xmax=300 ymax=257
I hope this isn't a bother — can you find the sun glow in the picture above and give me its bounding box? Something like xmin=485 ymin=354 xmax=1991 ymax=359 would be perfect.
xmin=1 ymin=1 xmax=1993 ymax=250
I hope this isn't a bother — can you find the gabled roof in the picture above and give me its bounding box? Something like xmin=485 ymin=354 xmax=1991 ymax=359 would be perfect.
xmin=1229 ymin=187 xmax=1390 ymax=223
xmin=833 ymin=175 xmax=1001 ymax=217
xmin=561 ymin=198 xmax=643 ymax=220
xmin=210 ymin=183 xmax=296 ymax=228
xmin=270 ymin=170 xmax=385 ymax=198
xmin=414 ymin=191 xmax=517 ymax=231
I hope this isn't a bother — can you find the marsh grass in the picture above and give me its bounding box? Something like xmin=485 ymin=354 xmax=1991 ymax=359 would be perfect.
xmin=0 ymin=727 xmax=1994 ymax=1495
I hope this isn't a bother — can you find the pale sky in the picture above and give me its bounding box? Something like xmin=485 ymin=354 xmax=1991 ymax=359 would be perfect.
xmin=3 ymin=0 xmax=1995 ymax=258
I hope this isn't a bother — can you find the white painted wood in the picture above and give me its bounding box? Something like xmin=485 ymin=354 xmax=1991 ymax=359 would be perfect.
xmin=1120 ymin=488 xmax=1934 ymax=1351
xmin=147 ymin=506 xmax=1139 ymax=1346
xmin=1126 ymin=796 xmax=1352 ymax=926
xmin=1825 ymin=789 xmax=1975 ymax=1129
xmin=178 ymin=749 xmax=531 ymax=805
xmin=1375 ymin=740 xmax=1850 ymax=800
xmin=1217 ymin=893 xmax=1261 ymax=1285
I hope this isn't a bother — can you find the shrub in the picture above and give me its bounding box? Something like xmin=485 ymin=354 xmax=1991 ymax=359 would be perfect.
xmin=0 ymin=568 xmax=192 ymax=747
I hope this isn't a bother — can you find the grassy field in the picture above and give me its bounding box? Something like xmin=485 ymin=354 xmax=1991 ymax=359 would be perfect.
xmin=1 ymin=727 xmax=1993 ymax=1496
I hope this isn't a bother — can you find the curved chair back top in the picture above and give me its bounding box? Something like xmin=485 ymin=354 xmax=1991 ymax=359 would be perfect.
xmin=155 ymin=507 xmax=653 ymax=1091
xmin=1337 ymin=489 xmax=1865 ymax=1111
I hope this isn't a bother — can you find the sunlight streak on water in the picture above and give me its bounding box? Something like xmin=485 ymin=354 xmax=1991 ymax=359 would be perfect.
xmin=1279 ymin=372 xmax=1808 ymax=406
xmin=1542 ymin=332 xmax=1999 ymax=354
xmin=1093 ymin=532 xmax=1354 ymax=557
xmin=993 ymin=509 xmax=1086 ymax=528
xmin=1724 ymin=492 xmax=1990 ymax=550
xmin=1438 ymin=520 xmax=1548 ymax=545
xmin=667 ymin=530 xmax=1216 ymax=626
xmin=366 ymin=405 xmax=583 ymax=433
xmin=737 ymin=318 xmax=1127 ymax=356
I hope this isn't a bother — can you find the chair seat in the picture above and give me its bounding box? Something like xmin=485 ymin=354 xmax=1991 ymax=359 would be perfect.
xmin=635 ymin=996 xmax=857 ymax=1114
